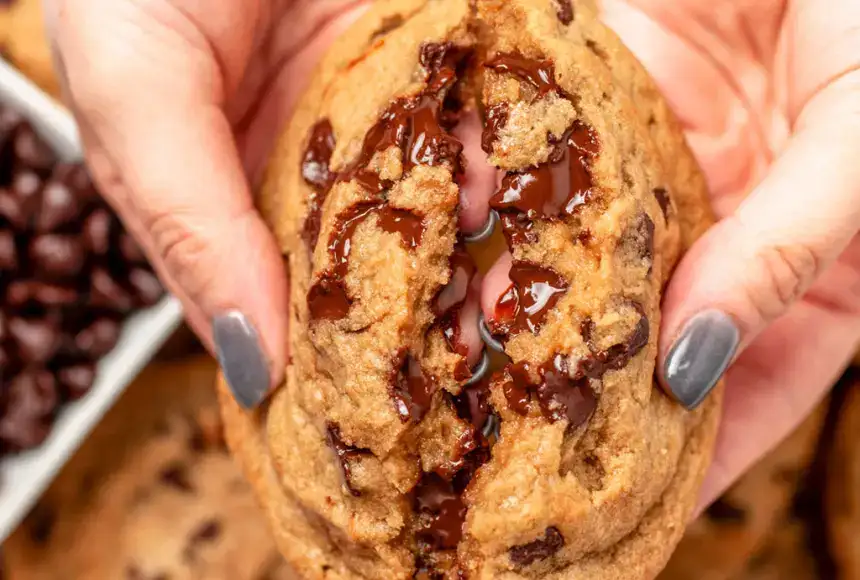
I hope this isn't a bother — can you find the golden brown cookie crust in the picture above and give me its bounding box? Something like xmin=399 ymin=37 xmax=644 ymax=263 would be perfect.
xmin=4 ymin=358 xmax=296 ymax=580
xmin=222 ymin=1 xmax=720 ymax=578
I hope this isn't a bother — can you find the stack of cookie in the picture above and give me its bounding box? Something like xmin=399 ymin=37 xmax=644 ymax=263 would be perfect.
xmin=2 ymin=357 xmax=298 ymax=580
xmin=662 ymin=365 xmax=860 ymax=580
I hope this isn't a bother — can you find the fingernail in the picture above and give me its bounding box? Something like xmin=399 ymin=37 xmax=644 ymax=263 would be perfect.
xmin=663 ymin=310 xmax=739 ymax=410
xmin=213 ymin=310 xmax=271 ymax=409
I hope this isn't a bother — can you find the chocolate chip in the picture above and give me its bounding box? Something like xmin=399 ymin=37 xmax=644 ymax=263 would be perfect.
xmin=82 ymin=208 xmax=113 ymax=255
xmin=13 ymin=123 xmax=55 ymax=173
xmin=52 ymin=163 xmax=96 ymax=202
xmin=390 ymin=352 xmax=437 ymax=422
xmin=182 ymin=519 xmax=222 ymax=563
xmin=326 ymin=423 xmax=371 ymax=496
xmin=128 ymin=267 xmax=164 ymax=307
xmin=159 ymin=462 xmax=194 ymax=493
xmin=509 ymin=526 xmax=565 ymax=566
xmin=89 ymin=267 xmax=134 ymax=312
xmin=481 ymin=104 xmax=509 ymax=155
xmin=30 ymin=234 xmax=86 ymax=279
xmin=57 ymin=364 xmax=96 ymax=399
xmin=0 ymin=228 xmax=17 ymax=270
xmin=653 ymin=187 xmax=671 ymax=220
xmin=493 ymin=262 xmax=567 ymax=336
xmin=0 ymin=371 xmax=58 ymax=451
xmin=8 ymin=316 xmax=60 ymax=364
xmin=705 ymin=497 xmax=747 ymax=523
xmin=119 ymin=233 xmax=147 ymax=263
xmin=6 ymin=280 xmax=79 ymax=307
xmin=27 ymin=504 xmax=56 ymax=545
xmin=74 ymin=318 xmax=121 ymax=358
xmin=554 ymin=0 xmax=574 ymax=24
xmin=370 ymin=14 xmax=405 ymax=41
xmin=36 ymin=177 xmax=82 ymax=232
xmin=413 ymin=472 xmax=467 ymax=550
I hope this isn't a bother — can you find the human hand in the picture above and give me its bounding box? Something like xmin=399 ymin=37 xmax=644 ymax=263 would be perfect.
xmin=595 ymin=0 xmax=860 ymax=507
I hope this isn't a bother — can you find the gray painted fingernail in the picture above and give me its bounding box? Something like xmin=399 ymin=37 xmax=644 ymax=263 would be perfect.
xmin=663 ymin=310 xmax=739 ymax=410
xmin=213 ymin=311 xmax=270 ymax=409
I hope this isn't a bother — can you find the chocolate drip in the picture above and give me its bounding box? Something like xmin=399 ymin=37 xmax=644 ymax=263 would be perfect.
xmin=301 ymin=120 xmax=337 ymax=250
xmin=307 ymin=43 xmax=470 ymax=322
xmin=307 ymin=202 xmax=425 ymax=320
xmin=485 ymin=53 xmax=561 ymax=97
xmin=481 ymin=104 xmax=509 ymax=155
xmin=491 ymin=121 xmax=599 ymax=246
xmin=501 ymin=356 xmax=597 ymax=425
xmin=413 ymin=473 xmax=467 ymax=550
xmin=494 ymin=261 xmax=568 ymax=336
xmin=509 ymin=527 xmax=565 ymax=566
xmin=391 ymin=353 xmax=437 ymax=422
xmin=326 ymin=423 xmax=371 ymax=497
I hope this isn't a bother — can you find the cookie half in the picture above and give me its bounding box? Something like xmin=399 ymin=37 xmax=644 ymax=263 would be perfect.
xmin=219 ymin=1 xmax=720 ymax=578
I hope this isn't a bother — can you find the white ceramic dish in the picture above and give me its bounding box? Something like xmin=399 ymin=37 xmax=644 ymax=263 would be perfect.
xmin=0 ymin=58 xmax=184 ymax=541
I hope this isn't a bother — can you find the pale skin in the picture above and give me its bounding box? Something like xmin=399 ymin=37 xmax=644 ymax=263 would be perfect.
xmin=45 ymin=0 xmax=860 ymax=507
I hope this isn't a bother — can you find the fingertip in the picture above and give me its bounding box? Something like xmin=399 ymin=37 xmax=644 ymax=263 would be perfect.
xmin=453 ymin=110 xmax=497 ymax=234
xmin=480 ymin=251 xmax=513 ymax=321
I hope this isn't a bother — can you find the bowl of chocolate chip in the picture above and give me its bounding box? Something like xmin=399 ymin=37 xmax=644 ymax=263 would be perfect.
xmin=0 ymin=58 xmax=183 ymax=540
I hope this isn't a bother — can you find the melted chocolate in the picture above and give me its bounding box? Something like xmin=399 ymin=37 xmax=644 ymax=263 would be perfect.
xmin=579 ymin=302 xmax=650 ymax=379
xmin=307 ymin=43 xmax=469 ymax=322
xmin=501 ymin=357 xmax=597 ymax=425
xmin=326 ymin=423 xmax=371 ymax=496
xmin=494 ymin=262 xmax=568 ymax=336
xmin=509 ymin=527 xmax=565 ymax=566
xmin=452 ymin=379 xmax=491 ymax=434
xmin=301 ymin=120 xmax=337 ymax=249
xmin=481 ymin=104 xmax=509 ymax=155
xmin=391 ymin=353 xmax=437 ymax=422
xmin=554 ymin=0 xmax=574 ymax=24
xmin=490 ymin=121 xmax=599 ymax=231
xmin=485 ymin=53 xmax=561 ymax=97
xmin=413 ymin=473 xmax=467 ymax=550
xmin=307 ymin=202 xmax=424 ymax=320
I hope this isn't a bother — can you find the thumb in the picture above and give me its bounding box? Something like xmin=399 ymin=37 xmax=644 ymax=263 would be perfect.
xmin=659 ymin=72 xmax=860 ymax=409
xmin=48 ymin=0 xmax=287 ymax=408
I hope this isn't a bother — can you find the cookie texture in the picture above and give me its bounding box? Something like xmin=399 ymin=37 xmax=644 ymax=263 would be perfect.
xmin=827 ymin=369 xmax=860 ymax=580
xmin=0 ymin=0 xmax=59 ymax=97
xmin=220 ymin=0 xmax=719 ymax=578
xmin=4 ymin=358 xmax=296 ymax=580
xmin=659 ymin=401 xmax=827 ymax=580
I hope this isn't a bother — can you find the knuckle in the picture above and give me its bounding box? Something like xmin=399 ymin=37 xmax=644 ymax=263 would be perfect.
xmin=145 ymin=211 xmax=219 ymax=303
xmin=743 ymin=242 xmax=822 ymax=323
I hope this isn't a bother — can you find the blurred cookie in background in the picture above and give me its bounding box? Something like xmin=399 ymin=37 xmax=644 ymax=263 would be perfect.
xmin=735 ymin=517 xmax=818 ymax=580
xmin=2 ymin=357 xmax=297 ymax=580
xmin=0 ymin=0 xmax=58 ymax=97
xmin=827 ymin=369 xmax=860 ymax=580
xmin=659 ymin=401 xmax=828 ymax=580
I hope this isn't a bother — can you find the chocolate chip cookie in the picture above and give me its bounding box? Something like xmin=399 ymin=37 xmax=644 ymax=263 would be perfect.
xmin=827 ymin=369 xmax=860 ymax=580
xmin=220 ymin=0 xmax=719 ymax=578
xmin=660 ymin=400 xmax=827 ymax=580
xmin=0 ymin=0 xmax=59 ymax=97
xmin=736 ymin=517 xmax=819 ymax=580
xmin=3 ymin=357 xmax=296 ymax=580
